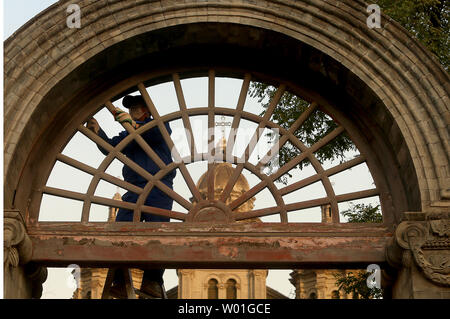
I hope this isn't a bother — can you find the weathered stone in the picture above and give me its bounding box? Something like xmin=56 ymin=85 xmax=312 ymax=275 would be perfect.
xmin=3 ymin=0 xmax=449 ymax=299
xmin=4 ymin=210 xmax=47 ymax=298
xmin=386 ymin=211 xmax=450 ymax=298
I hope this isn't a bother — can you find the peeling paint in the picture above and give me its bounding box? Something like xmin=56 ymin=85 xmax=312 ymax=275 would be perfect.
xmin=218 ymin=246 xmax=239 ymax=259
xmin=27 ymin=223 xmax=391 ymax=267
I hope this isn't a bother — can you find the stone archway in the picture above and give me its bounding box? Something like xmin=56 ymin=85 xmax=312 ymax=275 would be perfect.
xmin=4 ymin=0 xmax=449 ymax=298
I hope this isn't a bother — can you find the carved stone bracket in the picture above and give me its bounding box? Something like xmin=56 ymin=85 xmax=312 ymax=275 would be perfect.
xmin=4 ymin=210 xmax=32 ymax=267
xmin=4 ymin=210 xmax=47 ymax=298
xmin=386 ymin=212 xmax=450 ymax=287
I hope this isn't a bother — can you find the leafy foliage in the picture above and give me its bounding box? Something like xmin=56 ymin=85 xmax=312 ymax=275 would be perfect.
xmin=333 ymin=203 xmax=383 ymax=298
xmin=334 ymin=271 xmax=383 ymax=299
xmin=249 ymin=82 xmax=357 ymax=184
xmin=340 ymin=203 xmax=383 ymax=223
xmin=248 ymin=1 xmax=449 ymax=184
xmin=247 ymin=0 xmax=445 ymax=300
xmin=375 ymin=0 xmax=449 ymax=71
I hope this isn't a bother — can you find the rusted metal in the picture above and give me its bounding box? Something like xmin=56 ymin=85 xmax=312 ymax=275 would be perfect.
xmin=79 ymin=123 xmax=193 ymax=214
xmin=172 ymin=74 xmax=203 ymax=203
xmin=219 ymin=74 xmax=251 ymax=203
xmin=224 ymin=73 xmax=251 ymax=165
xmin=28 ymin=222 xmax=391 ymax=268
xmin=42 ymin=101 xmax=380 ymax=223
xmin=138 ymin=83 xmax=201 ymax=202
xmin=28 ymin=70 xmax=395 ymax=270
xmin=279 ymin=155 xmax=366 ymax=196
xmin=207 ymin=70 xmax=216 ymax=201
xmin=220 ymin=84 xmax=286 ymax=205
xmin=255 ymin=102 xmax=318 ymax=172
xmin=56 ymin=153 xmax=144 ymax=195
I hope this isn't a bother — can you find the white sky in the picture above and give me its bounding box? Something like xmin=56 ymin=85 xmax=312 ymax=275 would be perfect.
xmin=3 ymin=0 xmax=379 ymax=299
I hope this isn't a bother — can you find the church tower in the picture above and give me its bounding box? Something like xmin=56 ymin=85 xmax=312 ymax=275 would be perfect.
xmin=321 ymin=203 xmax=333 ymax=223
xmin=108 ymin=189 xmax=122 ymax=222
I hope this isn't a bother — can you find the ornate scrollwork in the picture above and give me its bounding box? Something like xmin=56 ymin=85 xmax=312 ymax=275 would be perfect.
xmin=4 ymin=210 xmax=48 ymax=298
xmin=4 ymin=210 xmax=32 ymax=268
xmin=391 ymin=212 xmax=450 ymax=287
xmin=4 ymin=246 xmax=20 ymax=268
xmin=430 ymin=219 xmax=450 ymax=237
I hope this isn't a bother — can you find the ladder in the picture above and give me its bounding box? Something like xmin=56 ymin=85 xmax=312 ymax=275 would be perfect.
xmin=101 ymin=268 xmax=167 ymax=299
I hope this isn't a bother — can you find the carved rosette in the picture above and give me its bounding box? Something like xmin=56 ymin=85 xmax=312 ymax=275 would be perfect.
xmin=387 ymin=212 xmax=450 ymax=287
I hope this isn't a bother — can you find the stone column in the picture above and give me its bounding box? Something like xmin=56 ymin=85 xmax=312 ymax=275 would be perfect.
xmin=4 ymin=210 xmax=47 ymax=298
xmin=289 ymin=269 xmax=318 ymax=299
xmin=253 ymin=270 xmax=268 ymax=299
xmin=386 ymin=212 xmax=450 ymax=298
xmin=178 ymin=269 xmax=194 ymax=299
xmin=288 ymin=270 xmax=299 ymax=299
xmin=218 ymin=282 xmax=226 ymax=299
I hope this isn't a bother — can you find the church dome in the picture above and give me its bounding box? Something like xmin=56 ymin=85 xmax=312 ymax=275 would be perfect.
xmin=194 ymin=137 xmax=256 ymax=213
xmin=196 ymin=162 xmax=251 ymax=197
xmin=195 ymin=162 xmax=256 ymax=212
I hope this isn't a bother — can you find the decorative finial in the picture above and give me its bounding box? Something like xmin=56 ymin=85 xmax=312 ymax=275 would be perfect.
xmin=215 ymin=115 xmax=231 ymax=159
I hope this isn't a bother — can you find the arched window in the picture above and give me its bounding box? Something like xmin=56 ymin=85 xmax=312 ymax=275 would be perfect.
xmin=207 ymin=278 xmax=218 ymax=299
xmin=309 ymin=292 xmax=317 ymax=299
xmin=331 ymin=290 xmax=340 ymax=299
xmin=226 ymin=279 xmax=237 ymax=299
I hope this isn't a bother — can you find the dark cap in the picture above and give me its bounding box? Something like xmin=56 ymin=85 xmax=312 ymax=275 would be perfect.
xmin=122 ymin=95 xmax=146 ymax=108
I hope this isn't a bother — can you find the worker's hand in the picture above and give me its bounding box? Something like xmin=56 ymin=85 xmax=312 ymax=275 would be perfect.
xmin=114 ymin=108 xmax=132 ymax=124
xmin=86 ymin=117 xmax=99 ymax=134
xmin=114 ymin=108 xmax=138 ymax=129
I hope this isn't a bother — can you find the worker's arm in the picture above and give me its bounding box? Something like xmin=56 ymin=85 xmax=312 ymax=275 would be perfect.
xmin=105 ymin=108 xmax=170 ymax=146
xmin=141 ymin=120 xmax=172 ymax=145
xmin=86 ymin=118 xmax=100 ymax=135
xmin=86 ymin=117 xmax=127 ymax=155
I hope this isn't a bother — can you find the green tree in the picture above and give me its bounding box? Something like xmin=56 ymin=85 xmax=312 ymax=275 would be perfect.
xmin=334 ymin=270 xmax=383 ymax=299
xmin=250 ymin=0 xmax=445 ymax=299
xmin=340 ymin=203 xmax=383 ymax=223
xmin=251 ymin=0 xmax=448 ymax=181
xmin=249 ymin=83 xmax=357 ymax=184
xmin=375 ymin=0 xmax=449 ymax=71
xmin=251 ymin=2 xmax=449 ymax=182
xmin=333 ymin=203 xmax=383 ymax=299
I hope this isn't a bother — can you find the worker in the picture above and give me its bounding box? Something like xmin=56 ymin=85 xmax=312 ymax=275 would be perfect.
xmin=86 ymin=94 xmax=176 ymax=298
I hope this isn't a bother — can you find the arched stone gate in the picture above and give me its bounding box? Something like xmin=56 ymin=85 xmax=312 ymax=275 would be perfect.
xmin=4 ymin=0 xmax=449 ymax=298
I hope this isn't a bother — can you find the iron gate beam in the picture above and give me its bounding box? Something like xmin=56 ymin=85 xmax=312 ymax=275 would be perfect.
xmin=28 ymin=223 xmax=391 ymax=269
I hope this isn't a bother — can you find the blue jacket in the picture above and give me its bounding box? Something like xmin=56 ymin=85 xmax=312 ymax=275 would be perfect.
xmin=96 ymin=117 xmax=176 ymax=209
